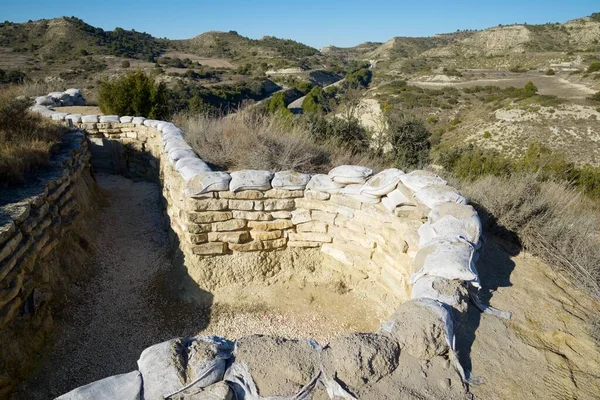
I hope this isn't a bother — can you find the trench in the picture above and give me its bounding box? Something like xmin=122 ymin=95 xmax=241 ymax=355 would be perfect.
xmin=17 ymin=173 xmax=386 ymax=399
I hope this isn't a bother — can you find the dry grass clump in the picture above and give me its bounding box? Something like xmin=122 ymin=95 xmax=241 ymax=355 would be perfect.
xmin=174 ymin=110 xmax=386 ymax=173
xmin=0 ymin=87 xmax=66 ymax=187
xmin=460 ymin=173 xmax=600 ymax=299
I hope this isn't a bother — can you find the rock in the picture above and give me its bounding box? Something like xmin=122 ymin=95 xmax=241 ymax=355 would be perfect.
xmin=322 ymin=333 xmax=400 ymax=391
xmin=56 ymin=371 xmax=142 ymax=400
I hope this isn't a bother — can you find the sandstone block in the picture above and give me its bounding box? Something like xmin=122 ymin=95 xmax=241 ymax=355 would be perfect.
xmin=191 ymin=242 xmax=227 ymax=255
xmin=0 ymin=231 xmax=23 ymax=264
xmin=264 ymin=189 xmax=305 ymax=199
xmin=263 ymin=237 xmax=287 ymax=250
xmin=310 ymin=210 xmax=336 ymax=224
xmin=271 ymin=211 xmax=291 ymax=219
xmin=250 ymin=230 xmax=283 ymax=241
xmin=184 ymin=223 xmax=212 ymax=234
xmin=321 ymin=244 xmax=353 ymax=266
xmin=248 ymin=220 xmax=293 ymax=231
xmin=253 ymin=201 xmax=264 ymax=211
xmin=0 ymin=221 xmax=16 ymax=245
xmin=332 ymin=237 xmax=374 ymax=259
xmin=291 ymin=210 xmax=311 ymax=225
xmin=228 ymin=241 xmax=263 ymax=252
xmin=296 ymin=221 xmax=328 ymax=233
xmin=212 ymin=218 xmax=247 ymax=232
xmin=187 ymin=233 xmax=209 ymax=244
xmin=208 ymin=231 xmax=250 ymax=244
xmin=263 ymin=199 xmax=295 ymax=211
xmin=188 ymin=211 xmax=232 ymax=224
xmin=287 ymin=240 xmax=321 ymax=248
xmin=228 ymin=199 xmax=254 ymax=211
xmin=288 ymin=232 xmax=332 ymax=243
xmin=232 ymin=211 xmax=273 ymax=221
xmin=329 ymin=194 xmax=363 ymax=210
xmin=328 ymin=226 xmax=375 ymax=249
xmin=185 ymin=198 xmax=228 ymax=211
xmin=218 ymin=190 xmax=265 ymax=200
xmin=304 ymin=190 xmax=330 ymax=201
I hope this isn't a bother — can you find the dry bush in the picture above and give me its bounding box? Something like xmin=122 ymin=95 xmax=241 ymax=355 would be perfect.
xmin=0 ymin=87 xmax=66 ymax=186
xmin=460 ymin=173 xmax=600 ymax=299
xmin=13 ymin=80 xmax=63 ymax=99
xmin=174 ymin=110 xmax=386 ymax=173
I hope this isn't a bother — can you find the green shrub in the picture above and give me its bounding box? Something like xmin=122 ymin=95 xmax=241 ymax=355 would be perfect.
xmin=483 ymin=131 xmax=491 ymax=138
xmin=266 ymin=92 xmax=290 ymax=115
xmin=121 ymin=60 xmax=130 ymax=68
xmin=98 ymin=71 xmax=168 ymax=119
xmin=587 ymin=62 xmax=600 ymax=73
xmin=545 ymin=68 xmax=555 ymax=75
xmin=589 ymin=91 xmax=600 ymax=102
xmin=385 ymin=114 xmax=431 ymax=169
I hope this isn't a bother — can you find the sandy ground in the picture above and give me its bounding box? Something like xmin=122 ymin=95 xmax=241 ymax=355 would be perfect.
xmin=160 ymin=51 xmax=235 ymax=69
xmin=411 ymin=74 xmax=596 ymax=99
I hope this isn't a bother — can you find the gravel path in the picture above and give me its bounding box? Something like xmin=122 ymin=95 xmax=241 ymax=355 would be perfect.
xmin=18 ymin=174 xmax=186 ymax=399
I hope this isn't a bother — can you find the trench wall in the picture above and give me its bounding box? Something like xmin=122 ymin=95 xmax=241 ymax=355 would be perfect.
xmin=0 ymin=131 xmax=96 ymax=396
xmin=58 ymin=120 xmax=428 ymax=303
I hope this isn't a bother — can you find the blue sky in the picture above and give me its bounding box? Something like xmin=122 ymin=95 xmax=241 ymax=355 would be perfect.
xmin=3 ymin=0 xmax=599 ymax=48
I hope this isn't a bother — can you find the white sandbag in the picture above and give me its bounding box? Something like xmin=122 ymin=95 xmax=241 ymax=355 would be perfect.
xmin=81 ymin=115 xmax=99 ymax=123
xmin=64 ymin=88 xmax=82 ymax=96
xmin=186 ymin=172 xmax=231 ymax=196
xmin=381 ymin=184 xmax=415 ymax=212
xmin=66 ymin=114 xmax=82 ymax=123
xmin=160 ymin=122 xmax=179 ymax=133
xmin=143 ymin=119 xmax=159 ymax=127
xmin=180 ymin=163 xmax=213 ymax=182
xmin=132 ymin=116 xmax=146 ymax=125
xmin=56 ymin=371 xmax=142 ymax=400
xmin=137 ymin=340 xmax=184 ymax=400
xmin=164 ymin=139 xmax=192 ymax=152
xmin=163 ymin=131 xmax=184 ymax=142
xmin=410 ymin=238 xmax=479 ymax=286
xmin=29 ymin=105 xmax=49 ymax=113
xmin=49 ymin=92 xmax=70 ymax=103
xmin=120 ymin=116 xmax=133 ymax=123
xmin=229 ymin=170 xmax=273 ymax=192
xmin=419 ymin=204 xmax=482 ymax=248
xmin=410 ymin=276 xmax=464 ymax=307
xmin=175 ymin=157 xmax=208 ymax=172
xmin=51 ymin=112 xmax=69 ymax=121
xmin=360 ymin=168 xmax=405 ymax=196
xmin=99 ymin=115 xmax=120 ymax=123
xmin=271 ymin=170 xmax=311 ymax=190
xmin=306 ymin=174 xmax=345 ymax=193
xmin=35 ymin=95 xmax=56 ymax=106
xmin=162 ymin=126 xmax=183 ymax=135
xmin=329 ymin=165 xmax=373 ymax=184
xmin=168 ymin=148 xmax=197 ymax=164
xmin=399 ymin=170 xmax=447 ymax=192
xmin=340 ymin=184 xmax=380 ymax=203
xmin=414 ymin=185 xmax=467 ymax=209
xmin=156 ymin=121 xmax=170 ymax=131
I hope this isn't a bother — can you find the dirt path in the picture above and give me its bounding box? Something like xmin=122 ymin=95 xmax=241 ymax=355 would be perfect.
xmin=17 ymin=175 xmax=177 ymax=399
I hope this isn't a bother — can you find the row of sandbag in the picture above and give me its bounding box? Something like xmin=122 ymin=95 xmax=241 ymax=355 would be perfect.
xmin=34 ymin=88 xmax=85 ymax=107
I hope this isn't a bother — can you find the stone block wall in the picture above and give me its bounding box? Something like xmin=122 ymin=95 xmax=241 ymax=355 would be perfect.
xmin=0 ymin=131 xmax=97 ymax=396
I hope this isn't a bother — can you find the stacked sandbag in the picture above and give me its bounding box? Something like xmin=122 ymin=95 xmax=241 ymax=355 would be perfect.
xmin=328 ymin=165 xmax=372 ymax=184
xmin=185 ymin=172 xmax=231 ymax=197
xmin=414 ymin=185 xmax=467 ymax=209
xmin=229 ymin=170 xmax=273 ymax=192
xmin=56 ymin=371 xmax=142 ymax=400
xmin=340 ymin=184 xmax=381 ymax=204
xmin=306 ymin=174 xmax=345 ymax=193
xmin=137 ymin=336 xmax=233 ymax=400
xmin=271 ymin=170 xmax=311 ymax=190
xmin=399 ymin=170 xmax=447 ymax=192
xmin=418 ymin=203 xmax=482 ymax=249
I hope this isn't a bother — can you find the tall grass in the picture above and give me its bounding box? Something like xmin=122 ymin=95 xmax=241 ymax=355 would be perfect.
xmin=460 ymin=173 xmax=600 ymax=299
xmin=0 ymin=87 xmax=66 ymax=187
xmin=174 ymin=110 xmax=387 ymax=173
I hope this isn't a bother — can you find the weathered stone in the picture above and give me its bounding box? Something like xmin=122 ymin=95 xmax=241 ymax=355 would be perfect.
xmin=0 ymin=221 xmax=16 ymax=245
xmin=0 ymin=231 xmax=23 ymax=264
xmin=231 ymin=211 xmax=273 ymax=221
xmin=263 ymin=199 xmax=295 ymax=211
xmin=187 ymin=233 xmax=209 ymax=244
xmin=296 ymin=221 xmax=328 ymax=233
xmin=228 ymin=199 xmax=254 ymax=211
xmin=329 ymin=194 xmax=363 ymax=210
xmin=184 ymin=223 xmax=212 ymax=234
xmin=212 ymin=219 xmax=247 ymax=232
xmin=228 ymin=241 xmax=263 ymax=252
xmin=264 ymin=189 xmax=305 ymax=199
xmin=291 ymin=209 xmax=311 ymax=225
xmin=191 ymin=242 xmax=227 ymax=255
xmin=188 ymin=211 xmax=232 ymax=224
xmin=208 ymin=231 xmax=250 ymax=244
xmin=218 ymin=190 xmax=265 ymax=200
xmin=304 ymin=190 xmax=330 ymax=201
xmin=249 ymin=230 xmax=283 ymax=241
xmin=185 ymin=198 xmax=229 ymax=211
xmin=310 ymin=210 xmax=336 ymax=224
xmin=295 ymin=198 xmax=354 ymax=218
xmin=271 ymin=211 xmax=291 ymax=219
xmin=321 ymin=244 xmax=354 ymax=266
xmin=288 ymin=232 xmax=332 ymax=243
xmin=287 ymin=240 xmax=321 ymax=248
xmin=328 ymin=226 xmax=375 ymax=249
xmin=247 ymin=220 xmax=293 ymax=231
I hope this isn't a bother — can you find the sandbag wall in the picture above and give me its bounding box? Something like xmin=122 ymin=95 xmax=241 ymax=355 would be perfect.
xmin=30 ymin=91 xmax=496 ymax=399
xmin=0 ymin=131 xmax=95 ymax=396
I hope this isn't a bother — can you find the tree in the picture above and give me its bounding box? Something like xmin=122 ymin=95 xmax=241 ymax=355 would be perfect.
xmin=267 ymin=92 xmax=290 ymax=115
xmin=302 ymin=87 xmax=326 ymax=113
xmin=386 ymin=114 xmax=431 ymax=169
xmin=98 ymin=71 xmax=168 ymax=119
